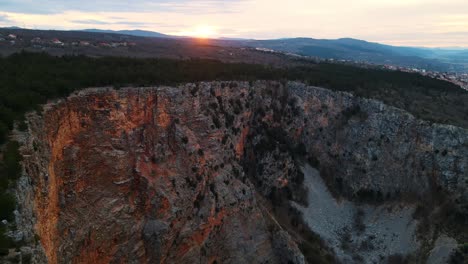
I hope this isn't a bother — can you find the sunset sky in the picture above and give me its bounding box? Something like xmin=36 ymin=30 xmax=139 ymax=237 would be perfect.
xmin=0 ymin=0 xmax=467 ymax=47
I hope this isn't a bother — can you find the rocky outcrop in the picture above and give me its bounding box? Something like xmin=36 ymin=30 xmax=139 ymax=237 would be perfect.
xmin=243 ymin=82 xmax=467 ymax=200
xmin=14 ymin=81 xmax=467 ymax=263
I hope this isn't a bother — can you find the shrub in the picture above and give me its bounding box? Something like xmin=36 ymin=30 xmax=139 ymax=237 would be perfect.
xmin=387 ymin=254 xmax=409 ymax=264
xmin=17 ymin=120 xmax=28 ymax=132
xmin=225 ymin=114 xmax=235 ymax=128
xmin=293 ymin=143 xmax=307 ymax=156
xmin=0 ymin=225 xmax=13 ymax=255
xmin=4 ymin=141 xmax=22 ymax=180
xmin=308 ymin=156 xmax=320 ymax=168
xmin=353 ymin=209 xmax=366 ymax=234
xmin=209 ymin=102 xmax=218 ymax=110
xmin=0 ymin=192 xmax=16 ymax=221
xmin=212 ymin=116 xmax=221 ymax=129
xmin=342 ymin=105 xmax=361 ymax=120
xmin=0 ymin=247 xmax=9 ymax=256
xmin=460 ymin=243 xmax=468 ymax=254
xmin=0 ymin=122 xmax=8 ymax=144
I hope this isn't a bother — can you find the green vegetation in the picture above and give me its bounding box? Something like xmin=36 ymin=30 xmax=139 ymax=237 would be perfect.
xmin=0 ymin=140 xmax=21 ymax=200
xmin=0 ymin=141 xmax=20 ymax=254
xmin=0 ymin=225 xmax=13 ymax=256
xmin=0 ymin=192 xmax=16 ymax=222
xmin=450 ymin=243 xmax=468 ymax=264
xmin=2 ymin=141 xmax=22 ymax=182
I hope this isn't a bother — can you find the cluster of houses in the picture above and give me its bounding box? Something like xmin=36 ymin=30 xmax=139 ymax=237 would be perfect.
xmin=0 ymin=33 xmax=137 ymax=50
xmin=0 ymin=33 xmax=18 ymax=45
xmin=29 ymin=37 xmax=136 ymax=49
xmin=254 ymin=45 xmax=468 ymax=91
xmin=440 ymin=72 xmax=468 ymax=91
xmin=384 ymin=65 xmax=468 ymax=91
xmin=30 ymin=37 xmax=66 ymax=47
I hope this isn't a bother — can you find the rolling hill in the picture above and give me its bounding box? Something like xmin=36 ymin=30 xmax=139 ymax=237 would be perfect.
xmin=239 ymin=37 xmax=468 ymax=72
xmin=81 ymin=29 xmax=172 ymax=38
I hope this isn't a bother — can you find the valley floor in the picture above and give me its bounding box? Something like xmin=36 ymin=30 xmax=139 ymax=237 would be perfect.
xmin=294 ymin=164 xmax=456 ymax=263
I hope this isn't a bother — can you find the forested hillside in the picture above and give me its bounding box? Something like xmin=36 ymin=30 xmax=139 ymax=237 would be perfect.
xmin=0 ymin=52 xmax=465 ymax=145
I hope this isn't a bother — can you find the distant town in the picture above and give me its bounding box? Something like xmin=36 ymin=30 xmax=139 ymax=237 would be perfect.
xmin=255 ymin=48 xmax=468 ymax=91
xmin=382 ymin=65 xmax=468 ymax=92
xmin=0 ymin=32 xmax=137 ymax=49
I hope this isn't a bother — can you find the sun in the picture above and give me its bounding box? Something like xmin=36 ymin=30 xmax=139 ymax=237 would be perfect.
xmin=180 ymin=25 xmax=218 ymax=39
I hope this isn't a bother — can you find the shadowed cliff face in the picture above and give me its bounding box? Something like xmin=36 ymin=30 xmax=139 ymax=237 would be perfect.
xmin=16 ymin=81 xmax=467 ymax=263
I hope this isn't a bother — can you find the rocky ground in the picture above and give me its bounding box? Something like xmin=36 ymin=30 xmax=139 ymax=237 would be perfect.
xmin=295 ymin=164 xmax=421 ymax=263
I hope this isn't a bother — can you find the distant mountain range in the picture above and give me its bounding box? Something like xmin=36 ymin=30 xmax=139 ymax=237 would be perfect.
xmin=238 ymin=38 xmax=468 ymax=72
xmin=2 ymin=27 xmax=468 ymax=72
xmin=77 ymin=29 xmax=467 ymax=72
xmin=82 ymin=29 xmax=172 ymax=38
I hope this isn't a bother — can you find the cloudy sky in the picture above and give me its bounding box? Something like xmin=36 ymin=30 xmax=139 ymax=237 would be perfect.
xmin=0 ymin=0 xmax=467 ymax=47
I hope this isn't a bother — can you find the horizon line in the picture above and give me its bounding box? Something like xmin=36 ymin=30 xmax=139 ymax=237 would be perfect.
xmin=1 ymin=25 xmax=468 ymax=50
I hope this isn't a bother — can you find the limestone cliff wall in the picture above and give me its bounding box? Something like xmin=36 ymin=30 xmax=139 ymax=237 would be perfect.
xmin=19 ymin=84 xmax=304 ymax=264
xmin=288 ymin=83 xmax=466 ymax=199
xmin=15 ymin=81 xmax=467 ymax=263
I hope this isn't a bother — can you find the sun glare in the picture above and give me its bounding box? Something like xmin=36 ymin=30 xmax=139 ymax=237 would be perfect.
xmin=179 ymin=25 xmax=218 ymax=39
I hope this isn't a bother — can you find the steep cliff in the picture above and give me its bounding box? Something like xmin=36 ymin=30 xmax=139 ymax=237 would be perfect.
xmin=14 ymin=81 xmax=467 ymax=263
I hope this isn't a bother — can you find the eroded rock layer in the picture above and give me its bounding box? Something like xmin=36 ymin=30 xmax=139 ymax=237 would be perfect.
xmin=16 ymin=81 xmax=467 ymax=264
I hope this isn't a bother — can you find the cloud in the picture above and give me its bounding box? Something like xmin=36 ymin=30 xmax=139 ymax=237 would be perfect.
xmin=0 ymin=0 xmax=466 ymax=47
xmin=71 ymin=19 xmax=110 ymax=25
xmin=70 ymin=19 xmax=150 ymax=27
xmin=0 ymin=0 xmax=247 ymax=14
xmin=0 ymin=14 xmax=11 ymax=23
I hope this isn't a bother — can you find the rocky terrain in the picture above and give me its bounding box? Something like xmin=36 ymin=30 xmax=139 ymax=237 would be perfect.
xmin=8 ymin=81 xmax=468 ymax=263
xmin=296 ymin=164 xmax=420 ymax=263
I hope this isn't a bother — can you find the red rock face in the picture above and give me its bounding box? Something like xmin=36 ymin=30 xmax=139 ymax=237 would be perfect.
xmin=24 ymin=83 xmax=304 ymax=264
xmin=20 ymin=81 xmax=467 ymax=264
